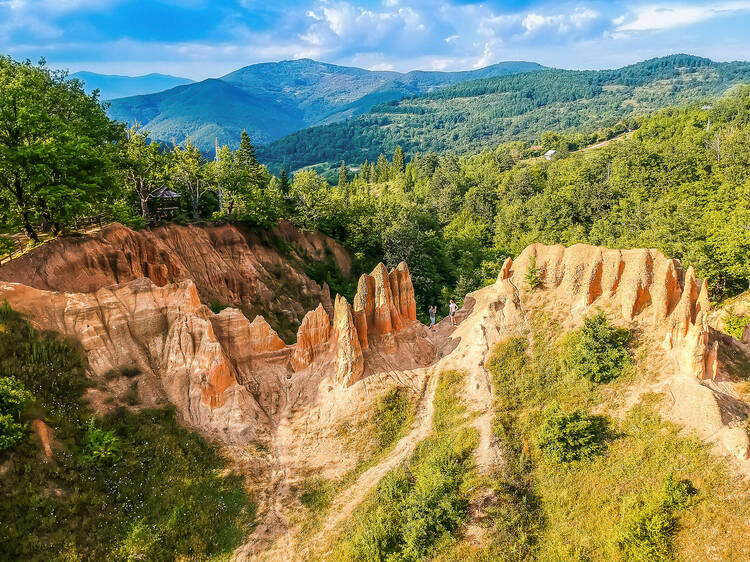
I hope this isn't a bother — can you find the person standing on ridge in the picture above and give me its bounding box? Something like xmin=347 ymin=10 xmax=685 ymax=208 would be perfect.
xmin=428 ymin=305 xmax=437 ymax=331
xmin=449 ymin=299 xmax=459 ymax=327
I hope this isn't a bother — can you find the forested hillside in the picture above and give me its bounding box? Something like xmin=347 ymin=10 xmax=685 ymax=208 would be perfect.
xmin=260 ymin=55 xmax=750 ymax=175
xmin=274 ymin=85 xmax=750 ymax=313
xmin=107 ymin=59 xmax=543 ymax=151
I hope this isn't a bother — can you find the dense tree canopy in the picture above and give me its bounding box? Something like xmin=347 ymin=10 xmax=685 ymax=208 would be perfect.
xmin=0 ymin=57 xmax=123 ymax=240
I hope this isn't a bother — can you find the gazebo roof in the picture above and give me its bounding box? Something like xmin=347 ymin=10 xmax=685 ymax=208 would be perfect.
xmin=151 ymin=187 xmax=181 ymax=199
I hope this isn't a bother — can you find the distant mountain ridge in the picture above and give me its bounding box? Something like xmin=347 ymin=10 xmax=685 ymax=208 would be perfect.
xmin=105 ymin=59 xmax=545 ymax=151
xmin=260 ymin=54 xmax=750 ymax=173
xmin=70 ymin=71 xmax=193 ymax=100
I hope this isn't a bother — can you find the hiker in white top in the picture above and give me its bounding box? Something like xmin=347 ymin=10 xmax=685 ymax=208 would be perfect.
xmin=449 ymin=299 xmax=458 ymax=327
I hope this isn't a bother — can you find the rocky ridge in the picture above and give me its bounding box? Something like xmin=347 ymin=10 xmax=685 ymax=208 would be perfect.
xmin=0 ymin=221 xmax=350 ymax=341
xmin=0 ymin=259 xmax=430 ymax=447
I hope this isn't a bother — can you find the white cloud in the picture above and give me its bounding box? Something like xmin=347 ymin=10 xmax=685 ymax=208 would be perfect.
xmin=617 ymin=2 xmax=750 ymax=32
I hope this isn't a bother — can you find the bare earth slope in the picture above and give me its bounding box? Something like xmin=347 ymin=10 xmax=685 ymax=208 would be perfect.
xmin=0 ymin=234 xmax=747 ymax=560
xmin=0 ymin=221 xmax=350 ymax=341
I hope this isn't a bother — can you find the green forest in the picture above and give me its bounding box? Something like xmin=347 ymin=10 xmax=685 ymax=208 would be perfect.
xmin=259 ymin=54 xmax=750 ymax=175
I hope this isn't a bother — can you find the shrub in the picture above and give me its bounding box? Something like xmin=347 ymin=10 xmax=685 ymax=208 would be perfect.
xmin=724 ymin=311 xmax=749 ymax=340
xmin=619 ymin=475 xmax=697 ymax=561
xmin=0 ymin=376 xmax=33 ymax=416
xmin=0 ymin=377 xmax=32 ymax=452
xmin=537 ymin=402 xmax=606 ymax=463
xmin=567 ymin=312 xmax=631 ymax=383
xmin=0 ymin=413 xmax=25 ymax=451
xmin=124 ymin=381 xmax=139 ymax=405
xmin=620 ymin=504 xmax=675 ymax=561
xmin=80 ymin=420 xmax=121 ymax=466
xmin=525 ymin=256 xmax=543 ymax=290
xmin=209 ymin=300 xmax=229 ymax=314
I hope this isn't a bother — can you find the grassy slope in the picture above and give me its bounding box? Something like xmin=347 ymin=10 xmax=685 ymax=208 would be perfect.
xmin=438 ymin=314 xmax=750 ymax=561
xmin=328 ymin=370 xmax=478 ymax=561
xmin=0 ymin=304 xmax=255 ymax=560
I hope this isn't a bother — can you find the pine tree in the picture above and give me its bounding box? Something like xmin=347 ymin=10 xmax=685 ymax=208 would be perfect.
xmin=238 ymin=130 xmax=264 ymax=190
xmin=376 ymin=153 xmax=390 ymax=182
xmin=360 ymin=159 xmax=370 ymax=182
xmin=238 ymin=130 xmax=258 ymax=168
xmin=338 ymin=161 xmax=349 ymax=187
xmin=279 ymin=167 xmax=290 ymax=194
xmin=393 ymin=145 xmax=405 ymax=174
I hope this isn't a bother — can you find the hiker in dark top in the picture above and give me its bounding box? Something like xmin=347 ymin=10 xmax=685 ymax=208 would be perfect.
xmin=449 ymin=299 xmax=458 ymax=326
xmin=428 ymin=305 xmax=437 ymax=331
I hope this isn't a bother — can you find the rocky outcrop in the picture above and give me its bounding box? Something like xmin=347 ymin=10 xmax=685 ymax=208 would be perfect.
xmin=507 ymin=244 xmax=717 ymax=379
xmin=477 ymin=243 xmax=748 ymax=464
xmin=332 ymin=295 xmax=364 ymax=386
xmin=353 ymin=262 xmax=418 ymax=350
xmin=292 ymin=305 xmax=331 ymax=372
xmin=211 ymin=309 xmax=287 ymax=363
xmin=0 ymin=278 xmax=268 ymax=444
xmin=0 ymin=221 xmax=349 ymax=341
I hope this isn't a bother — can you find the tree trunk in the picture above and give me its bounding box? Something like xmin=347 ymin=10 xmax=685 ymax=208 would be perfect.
xmin=22 ymin=212 xmax=39 ymax=243
xmin=192 ymin=188 xmax=200 ymax=220
xmin=140 ymin=196 xmax=149 ymax=219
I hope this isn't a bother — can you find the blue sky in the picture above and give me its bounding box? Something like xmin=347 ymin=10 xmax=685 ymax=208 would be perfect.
xmin=2 ymin=0 xmax=750 ymax=78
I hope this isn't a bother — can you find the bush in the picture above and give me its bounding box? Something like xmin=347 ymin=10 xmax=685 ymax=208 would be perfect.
xmin=724 ymin=311 xmax=749 ymax=340
xmin=537 ymin=402 xmax=606 ymax=463
xmin=0 ymin=376 xmax=32 ymax=452
xmin=209 ymin=300 xmax=229 ymax=314
xmin=619 ymin=475 xmax=697 ymax=561
xmin=0 ymin=376 xmax=32 ymax=416
xmin=620 ymin=504 xmax=675 ymax=561
xmin=567 ymin=312 xmax=631 ymax=383
xmin=525 ymin=256 xmax=543 ymax=290
xmin=0 ymin=413 xmax=25 ymax=451
xmin=80 ymin=420 xmax=121 ymax=466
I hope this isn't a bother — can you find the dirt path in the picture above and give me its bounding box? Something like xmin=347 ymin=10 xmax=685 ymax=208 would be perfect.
xmin=308 ymin=366 xmax=441 ymax=557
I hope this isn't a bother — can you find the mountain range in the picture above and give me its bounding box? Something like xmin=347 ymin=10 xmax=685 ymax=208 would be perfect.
xmin=260 ymin=54 xmax=750 ymax=173
xmin=100 ymin=55 xmax=750 ymax=174
xmin=70 ymin=71 xmax=193 ymax=100
xmin=105 ymin=59 xmax=544 ymax=150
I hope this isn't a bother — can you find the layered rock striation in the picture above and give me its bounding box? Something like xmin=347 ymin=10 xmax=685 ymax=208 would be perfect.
xmin=482 ymin=243 xmax=748 ymax=463
xmin=0 ymin=221 xmax=349 ymax=340
xmin=0 ymin=259 xmax=428 ymax=444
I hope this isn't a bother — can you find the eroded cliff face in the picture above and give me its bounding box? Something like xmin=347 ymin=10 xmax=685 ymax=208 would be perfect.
xmin=485 ymin=244 xmax=748 ymax=463
xmin=0 ymin=278 xmax=268 ymax=444
xmin=0 ymin=221 xmax=349 ymax=341
xmin=0 ymin=258 xmax=432 ymax=453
